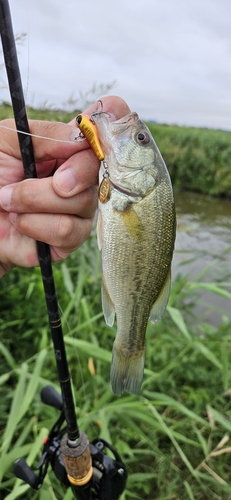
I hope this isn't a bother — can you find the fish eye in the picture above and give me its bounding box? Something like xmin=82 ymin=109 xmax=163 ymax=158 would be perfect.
xmin=136 ymin=131 xmax=150 ymax=144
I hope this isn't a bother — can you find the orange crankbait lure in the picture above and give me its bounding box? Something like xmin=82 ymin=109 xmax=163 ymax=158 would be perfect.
xmin=76 ymin=113 xmax=110 ymax=203
xmin=76 ymin=114 xmax=105 ymax=161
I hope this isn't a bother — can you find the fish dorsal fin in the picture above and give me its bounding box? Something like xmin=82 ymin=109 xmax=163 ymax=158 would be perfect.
xmin=102 ymin=278 xmax=115 ymax=327
xmin=96 ymin=210 xmax=103 ymax=251
xmin=149 ymin=270 xmax=171 ymax=323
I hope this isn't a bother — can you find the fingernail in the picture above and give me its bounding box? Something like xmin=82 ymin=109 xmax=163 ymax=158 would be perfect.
xmin=0 ymin=186 xmax=13 ymax=207
xmin=55 ymin=168 xmax=76 ymax=193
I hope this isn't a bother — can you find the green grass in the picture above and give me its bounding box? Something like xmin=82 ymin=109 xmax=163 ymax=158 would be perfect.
xmin=0 ymin=230 xmax=231 ymax=500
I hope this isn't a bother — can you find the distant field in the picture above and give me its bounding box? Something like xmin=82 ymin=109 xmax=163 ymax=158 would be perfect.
xmin=0 ymin=101 xmax=78 ymax=122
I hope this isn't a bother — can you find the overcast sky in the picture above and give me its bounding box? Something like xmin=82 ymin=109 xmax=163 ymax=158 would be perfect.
xmin=1 ymin=0 xmax=231 ymax=130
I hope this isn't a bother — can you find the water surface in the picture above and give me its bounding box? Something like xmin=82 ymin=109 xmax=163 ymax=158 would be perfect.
xmin=173 ymin=191 xmax=231 ymax=324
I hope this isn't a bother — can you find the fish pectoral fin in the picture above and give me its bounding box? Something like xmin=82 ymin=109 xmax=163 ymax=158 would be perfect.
xmin=110 ymin=343 xmax=145 ymax=396
xmin=121 ymin=206 xmax=145 ymax=242
xmin=96 ymin=210 xmax=103 ymax=251
xmin=102 ymin=278 xmax=115 ymax=327
xmin=149 ymin=270 xmax=171 ymax=323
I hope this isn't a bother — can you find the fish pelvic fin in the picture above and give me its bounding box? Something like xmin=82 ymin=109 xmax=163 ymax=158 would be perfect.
xmin=110 ymin=343 xmax=145 ymax=396
xmin=149 ymin=269 xmax=171 ymax=323
xmin=102 ymin=278 xmax=115 ymax=327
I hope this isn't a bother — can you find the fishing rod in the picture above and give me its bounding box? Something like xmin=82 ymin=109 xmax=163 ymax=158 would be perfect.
xmin=0 ymin=0 xmax=79 ymax=445
xmin=0 ymin=1 xmax=127 ymax=498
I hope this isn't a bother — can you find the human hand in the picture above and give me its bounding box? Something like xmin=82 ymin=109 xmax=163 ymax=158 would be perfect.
xmin=0 ymin=96 xmax=130 ymax=276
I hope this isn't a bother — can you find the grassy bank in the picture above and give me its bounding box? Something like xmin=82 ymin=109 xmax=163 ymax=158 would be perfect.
xmin=148 ymin=123 xmax=231 ymax=197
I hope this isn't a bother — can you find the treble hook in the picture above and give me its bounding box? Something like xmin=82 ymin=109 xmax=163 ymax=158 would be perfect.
xmin=90 ymin=99 xmax=112 ymax=122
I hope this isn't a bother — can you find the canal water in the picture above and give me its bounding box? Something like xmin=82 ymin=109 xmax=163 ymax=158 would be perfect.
xmin=173 ymin=191 xmax=231 ymax=325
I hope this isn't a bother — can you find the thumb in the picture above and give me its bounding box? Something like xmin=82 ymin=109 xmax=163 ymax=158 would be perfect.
xmin=28 ymin=120 xmax=88 ymax=161
xmin=0 ymin=118 xmax=87 ymax=161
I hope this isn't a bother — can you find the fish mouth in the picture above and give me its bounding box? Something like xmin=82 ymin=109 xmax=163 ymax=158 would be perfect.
xmin=108 ymin=112 xmax=140 ymax=136
xmin=91 ymin=110 xmax=139 ymax=127
xmin=112 ymin=112 xmax=139 ymax=125
xmin=91 ymin=110 xmax=140 ymax=141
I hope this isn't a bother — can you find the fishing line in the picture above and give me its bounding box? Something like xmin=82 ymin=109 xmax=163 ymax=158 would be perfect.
xmin=57 ymin=299 xmax=88 ymax=407
xmin=24 ymin=0 xmax=30 ymax=104
xmin=0 ymin=122 xmax=85 ymax=143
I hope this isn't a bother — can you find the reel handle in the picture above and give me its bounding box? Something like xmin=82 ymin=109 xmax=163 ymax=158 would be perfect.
xmin=14 ymin=458 xmax=40 ymax=489
xmin=41 ymin=385 xmax=63 ymax=410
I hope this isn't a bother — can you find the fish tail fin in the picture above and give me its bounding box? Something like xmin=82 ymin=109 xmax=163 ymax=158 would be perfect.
xmin=110 ymin=343 xmax=145 ymax=396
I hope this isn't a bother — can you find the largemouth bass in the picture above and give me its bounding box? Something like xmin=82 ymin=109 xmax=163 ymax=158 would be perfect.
xmin=92 ymin=111 xmax=176 ymax=396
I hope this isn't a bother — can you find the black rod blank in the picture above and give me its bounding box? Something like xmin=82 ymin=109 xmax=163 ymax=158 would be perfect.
xmin=0 ymin=0 xmax=79 ymax=444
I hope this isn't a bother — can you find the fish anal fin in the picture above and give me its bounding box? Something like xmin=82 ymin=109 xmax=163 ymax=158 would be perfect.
xmin=110 ymin=343 xmax=145 ymax=396
xmin=121 ymin=206 xmax=145 ymax=242
xmin=102 ymin=278 xmax=115 ymax=327
xmin=149 ymin=270 xmax=171 ymax=324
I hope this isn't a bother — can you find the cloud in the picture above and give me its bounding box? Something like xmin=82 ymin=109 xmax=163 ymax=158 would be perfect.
xmin=1 ymin=0 xmax=231 ymax=130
